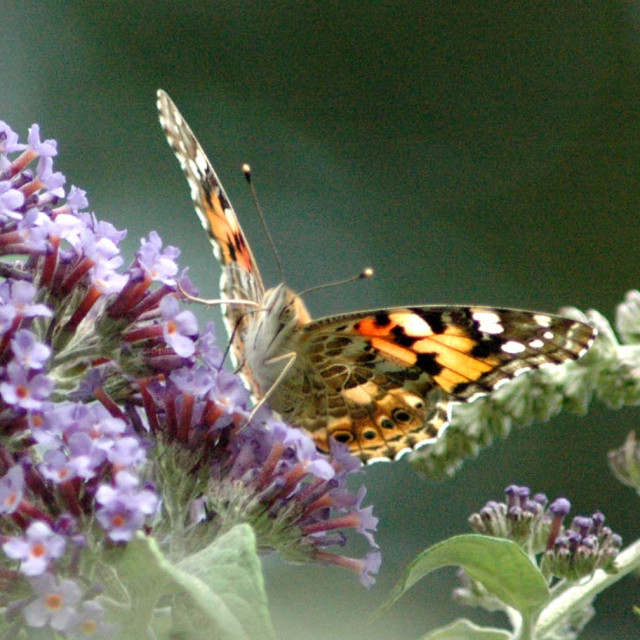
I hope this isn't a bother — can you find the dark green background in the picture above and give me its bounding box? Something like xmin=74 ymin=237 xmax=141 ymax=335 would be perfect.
xmin=3 ymin=3 xmax=639 ymax=638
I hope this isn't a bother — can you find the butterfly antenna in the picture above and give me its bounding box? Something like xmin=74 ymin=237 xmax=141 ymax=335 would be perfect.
xmin=243 ymin=164 xmax=285 ymax=282
xmin=296 ymin=267 xmax=374 ymax=298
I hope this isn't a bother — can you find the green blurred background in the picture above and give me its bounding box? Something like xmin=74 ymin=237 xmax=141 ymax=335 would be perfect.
xmin=3 ymin=3 xmax=640 ymax=638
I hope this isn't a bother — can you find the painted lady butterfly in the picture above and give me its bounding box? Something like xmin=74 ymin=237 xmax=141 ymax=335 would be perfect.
xmin=157 ymin=90 xmax=596 ymax=463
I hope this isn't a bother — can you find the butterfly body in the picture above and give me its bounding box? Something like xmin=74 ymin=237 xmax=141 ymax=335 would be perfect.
xmin=157 ymin=90 xmax=596 ymax=463
xmin=242 ymin=283 xmax=309 ymax=395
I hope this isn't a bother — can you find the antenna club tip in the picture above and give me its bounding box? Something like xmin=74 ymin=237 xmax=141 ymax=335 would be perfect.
xmin=242 ymin=164 xmax=252 ymax=181
xmin=361 ymin=267 xmax=374 ymax=279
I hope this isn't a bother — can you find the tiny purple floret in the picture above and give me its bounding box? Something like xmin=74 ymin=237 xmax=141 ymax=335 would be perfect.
xmin=2 ymin=521 xmax=66 ymax=576
xmin=23 ymin=573 xmax=81 ymax=631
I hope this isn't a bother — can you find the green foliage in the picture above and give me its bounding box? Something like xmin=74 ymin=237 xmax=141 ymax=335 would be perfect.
xmin=104 ymin=525 xmax=276 ymax=640
xmin=377 ymin=535 xmax=549 ymax=618
xmin=421 ymin=619 xmax=511 ymax=640
xmin=377 ymin=534 xmax=640 ymax=639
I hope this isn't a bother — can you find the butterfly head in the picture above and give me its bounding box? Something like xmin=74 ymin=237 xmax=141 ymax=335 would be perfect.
xmin=262 ymin=284 xmax=312 ymax=329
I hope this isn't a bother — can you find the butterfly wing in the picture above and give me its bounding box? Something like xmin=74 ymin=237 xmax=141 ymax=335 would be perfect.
xmin=157 ymin=90 xmax=264 ymax=363
xmin=272 ymin=306 xmax=595 ymax=462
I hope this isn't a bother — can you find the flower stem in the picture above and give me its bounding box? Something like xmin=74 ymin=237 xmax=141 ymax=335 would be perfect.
xmin=515 ymin=611 xmax=538 ymax=640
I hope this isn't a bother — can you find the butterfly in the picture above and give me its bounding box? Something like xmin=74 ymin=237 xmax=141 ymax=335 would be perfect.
xmin=156 ymin=90 xmax=596 ymax=464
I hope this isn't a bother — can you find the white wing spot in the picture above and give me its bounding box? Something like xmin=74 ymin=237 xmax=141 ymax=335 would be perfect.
xmin=501 ymin=340 xmax=526 ymax=354
xmin=528 ymin=339 xmax=545 ymax=349
xmin=534 ymin=314 xmax=552 ymax=327
xmin=472 ymin=311 xmax=504 ymax=335
xmin=543 ymin=331 xmax=554 ymax=340
xmin=491 ymin=376 xmax=514 ymax=391
xmin=403 ymin=392 xmax=426 ymax=409
xmin=341 ymin=381 xmax=380 ymax=405
xmin=188 ymin=158 xmax=201 ymax=177
xmin=195 ymin=151 xmax=209 ymax=174
xmin=389 ymin=312 xmax=432 ymax=336
xmin=393 ymin=447 xmax=414 ymax=461
xmin=414 ymin=438 xmax=437 ymax=452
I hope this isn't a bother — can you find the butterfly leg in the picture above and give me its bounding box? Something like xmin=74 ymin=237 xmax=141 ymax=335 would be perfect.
xmin=239 ymin=351 xmax=298 ymax=431
xmin=177 ymin=279 xmax=262 ymax=309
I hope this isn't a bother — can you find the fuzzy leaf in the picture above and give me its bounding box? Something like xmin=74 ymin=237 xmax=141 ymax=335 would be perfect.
xmin=103 ymin=533 xmax=174 ymax=639
xmin=421 ymin=618 xmax=511 ymax=639
xmin=173 ymin=524 xmax=276 ymax=640
xmin=106 ymin=525 xmax=275 ymax=640
xmin=377 ymin=534 xmax=549 ymax=618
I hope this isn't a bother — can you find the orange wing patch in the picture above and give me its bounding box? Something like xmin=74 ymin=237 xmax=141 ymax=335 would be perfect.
xmin=157 ymin=89 xmax=262 ymax=286
xmin=201 ymin=184 xmax=256 ymax=275
xmin=351 ymin=310 xmax=500 ymax=393
xmin=418 ymin=330 xmax=500 ymax=393
xmin=369 ymin=337 xmax=418 ymax=366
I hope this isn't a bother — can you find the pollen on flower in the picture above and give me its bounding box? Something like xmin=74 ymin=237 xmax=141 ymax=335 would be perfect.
xmin=111 ymin=514 xmax=126 ymax=528
xmin=80 ymin=619 xmax=98 ymax=634
xmin=44 ymin=593 xmax=63 ymax=611
xmin=31 ymin=414 xmax=44 ymax=429
xmin=0 ymin=467 xmax=25 ymax=514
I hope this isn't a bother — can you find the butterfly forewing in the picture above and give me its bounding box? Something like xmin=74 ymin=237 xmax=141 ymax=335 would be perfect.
xmin=157 ymin=90 xmax=265 ymax=365
xmin=267 ymin=306 xmax=595 ymax=462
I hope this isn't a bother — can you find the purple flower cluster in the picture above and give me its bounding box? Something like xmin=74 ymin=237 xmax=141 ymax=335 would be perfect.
xmin=470 ymin=484 xmax=550 ymax=546
xmin=0 ymin=120 xmax=177 ymax=635
xmin=0 ymin=118 xmax=380 ymax=633
xmin=469 ymin=485 xmax=621 ymax=582
xmin=138 ymin=335 xmax=381 ymax=587
xmin=541 ymin=500 xmax=621 ymax=580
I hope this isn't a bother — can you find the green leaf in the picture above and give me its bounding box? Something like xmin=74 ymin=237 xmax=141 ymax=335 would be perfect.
xmin=377 ymin=534 xmax=549 ymax=618
xmin=103 ymin=533 xmax=175 ymax=639
xmin=421 ymin=618 xmax=511 ymax=639
xmin=105 ymin=525 xmax=276 ymax=640
xmin=172 ymin=524 xmax=276 ymax=640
